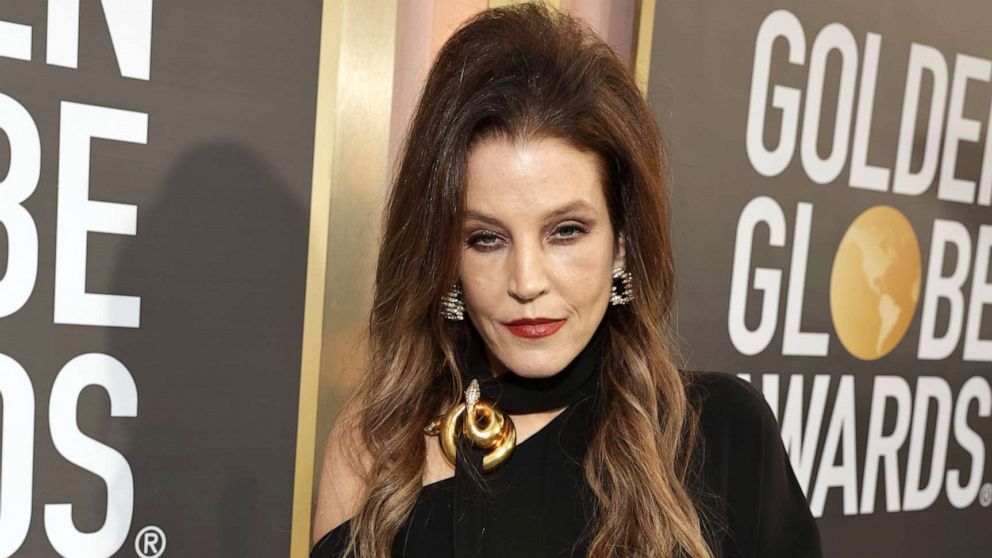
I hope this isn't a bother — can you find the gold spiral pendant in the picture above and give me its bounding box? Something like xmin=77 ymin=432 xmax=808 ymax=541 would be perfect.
xmin=425 ymin=379 xmax=516 ymax=471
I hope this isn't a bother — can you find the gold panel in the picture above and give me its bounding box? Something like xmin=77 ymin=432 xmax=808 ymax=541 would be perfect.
xmin=634 ymin=0 xmax=656 ymax=95
xmin=291 ymin=0 xmax=398 ymax=555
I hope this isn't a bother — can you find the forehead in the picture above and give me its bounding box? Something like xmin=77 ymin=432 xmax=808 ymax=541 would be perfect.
xmin=464 ymin=136 xmax=607 ymax=219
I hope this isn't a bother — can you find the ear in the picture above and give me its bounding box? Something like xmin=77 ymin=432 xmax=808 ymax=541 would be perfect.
xmin=613 ymin=232 xmax=626 ymax=270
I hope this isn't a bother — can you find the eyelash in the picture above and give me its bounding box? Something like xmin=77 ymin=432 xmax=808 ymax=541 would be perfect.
xmin=465 ymin=223 xmax=589 ymax=251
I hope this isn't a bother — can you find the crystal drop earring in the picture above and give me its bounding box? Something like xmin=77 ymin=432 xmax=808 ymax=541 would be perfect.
xmin=610 ymin=266 xmax=633 ymax=306
xmin=441 ymin=283 xmax=465 ymax=321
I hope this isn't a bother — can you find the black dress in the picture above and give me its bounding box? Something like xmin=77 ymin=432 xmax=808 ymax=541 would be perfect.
xmin=310 ymin=371 xmax=822 ymax=557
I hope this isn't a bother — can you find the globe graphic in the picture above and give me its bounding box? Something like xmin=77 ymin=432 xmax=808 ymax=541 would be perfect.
xmin=829 ymin=205 xmax=921 ymax=360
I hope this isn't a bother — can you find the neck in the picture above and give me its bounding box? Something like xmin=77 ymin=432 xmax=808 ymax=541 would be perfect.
xmin=462 ymin=319 xmax=607 ymax=414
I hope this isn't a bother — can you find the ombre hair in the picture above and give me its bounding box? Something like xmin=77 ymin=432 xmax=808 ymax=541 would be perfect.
xmin=339 ymin=4 xmax=714 ymax=557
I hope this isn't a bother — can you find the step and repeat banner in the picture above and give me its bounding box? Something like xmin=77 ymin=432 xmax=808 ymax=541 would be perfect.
xmin=652 ymin=1 xmax=991 ymax=556
xmin=4 ymin=1 xmax=991 ymax=557
xmin=0 ymin=1 xmax=320 ymax=556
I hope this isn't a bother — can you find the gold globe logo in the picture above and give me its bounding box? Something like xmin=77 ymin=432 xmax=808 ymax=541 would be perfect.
xmin=830 ymin=206 xmax=922 ymax=360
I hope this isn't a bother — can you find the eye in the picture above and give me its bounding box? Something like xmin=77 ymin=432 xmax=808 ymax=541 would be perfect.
xmin=466 ymin=230 xmax=505 ymax=251
xmin=550 ymin=223 xmax=588 ymax=243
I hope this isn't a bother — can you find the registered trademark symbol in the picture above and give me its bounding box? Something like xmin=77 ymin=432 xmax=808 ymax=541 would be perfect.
xmin=135 ymin=525 xmax=166 ymax=558
xmin=980 ymin=483 xmax=992 ymax=508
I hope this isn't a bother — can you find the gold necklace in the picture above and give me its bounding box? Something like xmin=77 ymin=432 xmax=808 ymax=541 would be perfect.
xmin=424 ymin=379 xmax=516 ymax=471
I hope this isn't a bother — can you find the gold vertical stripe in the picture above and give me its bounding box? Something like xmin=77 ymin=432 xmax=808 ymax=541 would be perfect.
xmin=292 ymin=0 xmax=399 ymax=555
xmin=290 ymin=0 xmax=344 ymax=556
xmin=312 ymin=0 xmax=397 ymax=519
xmin=634 ymin=0 xmax=656 ymax=95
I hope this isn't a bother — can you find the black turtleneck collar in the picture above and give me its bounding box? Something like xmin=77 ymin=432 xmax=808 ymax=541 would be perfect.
xmin=462 ymin=318 xmax=606 ymax=414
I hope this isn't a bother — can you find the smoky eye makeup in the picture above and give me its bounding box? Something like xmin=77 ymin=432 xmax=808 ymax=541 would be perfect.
xmin=463 ymin=218 xmax=593 ymax=251
xmin=464 ymin=229 xmax=504 ymax=250
xmin=550 ymin=221 xmax=590 ymax=242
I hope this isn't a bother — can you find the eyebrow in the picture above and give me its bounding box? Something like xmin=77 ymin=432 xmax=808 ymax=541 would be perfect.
xmin=463 ymin=200 xmax=598 ymax=227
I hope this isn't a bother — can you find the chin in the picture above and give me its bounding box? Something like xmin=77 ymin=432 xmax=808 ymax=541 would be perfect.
xmin=500 ymin=349 xmax=573 ymax=378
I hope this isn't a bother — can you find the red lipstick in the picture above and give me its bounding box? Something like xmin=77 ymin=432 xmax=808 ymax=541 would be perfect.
xmin=503 ymin=317 xmax=566 ymax=339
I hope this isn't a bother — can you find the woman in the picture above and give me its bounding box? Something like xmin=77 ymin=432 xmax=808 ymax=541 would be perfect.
xmin=311 ymin=4 xmax=821 ymax=557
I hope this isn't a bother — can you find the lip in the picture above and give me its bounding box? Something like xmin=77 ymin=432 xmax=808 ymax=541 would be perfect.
xmin=502 ymin=317 xmax=566 ymax=339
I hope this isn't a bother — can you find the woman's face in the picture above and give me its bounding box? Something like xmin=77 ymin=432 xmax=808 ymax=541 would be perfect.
xmin=460 ymin=136 xmax=624 ymax=378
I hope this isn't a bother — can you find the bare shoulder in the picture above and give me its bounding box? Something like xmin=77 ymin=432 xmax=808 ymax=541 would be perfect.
xmin=311 ymin=393 xmax=371 ymax=545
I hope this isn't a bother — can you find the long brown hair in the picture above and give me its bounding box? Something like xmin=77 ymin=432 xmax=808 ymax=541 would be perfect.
xmin=340 ymin=4 xmax=713 ymax=556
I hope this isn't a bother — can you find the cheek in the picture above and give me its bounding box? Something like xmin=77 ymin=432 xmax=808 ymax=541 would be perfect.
xmin=459 ymin=251 xmax=501 ymax=312
xmin=549 ymin=241 xmax=614 ymax=302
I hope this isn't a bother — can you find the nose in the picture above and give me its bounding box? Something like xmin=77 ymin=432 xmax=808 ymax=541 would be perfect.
xmin=507 ymin=237 xmax=549 ymax=302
